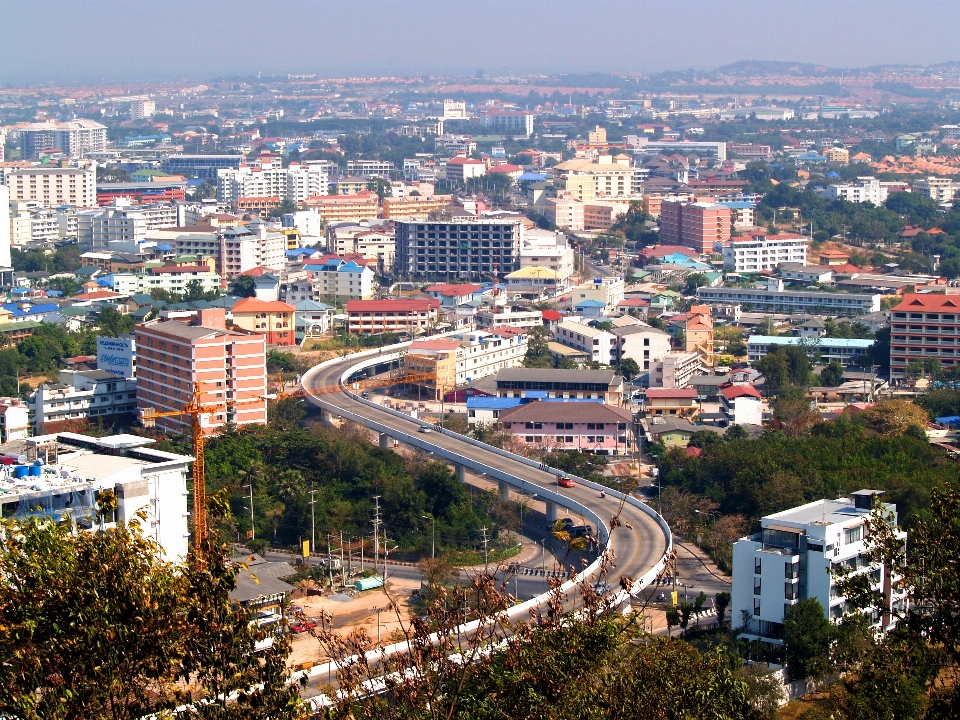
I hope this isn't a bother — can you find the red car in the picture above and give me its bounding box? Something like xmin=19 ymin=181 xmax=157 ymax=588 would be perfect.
xmin=558 ymin=476 xmax=575 ymax=488
xmin=288 ymin=619 xmax=318 ymax=634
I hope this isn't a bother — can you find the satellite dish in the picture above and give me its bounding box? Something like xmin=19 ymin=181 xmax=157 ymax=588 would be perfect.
xmin=17 ymin=455 xmax=28 ymax=464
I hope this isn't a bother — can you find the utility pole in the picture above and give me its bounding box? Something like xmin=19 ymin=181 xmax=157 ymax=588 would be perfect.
xmin=308 ymin=486 xmax=319 ymax=554
xmin=339 ymin=531 xmax=345 ymax=584
xmin=481 ymin=526 xmax=489 ymax=568
xmin=245 ymin=483 xmax=255 ymax=540
xmin=327 ymin=533 xmax=333 ymax=589
xmin=372 ymin=495 xmax=382 ymax=578
xmin=347 ymin=536 xmax=352 ymax=578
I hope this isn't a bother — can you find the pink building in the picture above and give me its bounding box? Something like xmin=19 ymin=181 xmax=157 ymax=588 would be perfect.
xmin=499 ymin=401 xmax=634 ymax=456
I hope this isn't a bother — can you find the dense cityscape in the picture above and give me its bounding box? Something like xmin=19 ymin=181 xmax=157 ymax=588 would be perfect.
xmin=1 ymin=2 xmax=960 ymax=718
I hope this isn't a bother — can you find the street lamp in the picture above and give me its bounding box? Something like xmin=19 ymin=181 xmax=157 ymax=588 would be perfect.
xmin=422 ymin=514 xmax=435 ymax=559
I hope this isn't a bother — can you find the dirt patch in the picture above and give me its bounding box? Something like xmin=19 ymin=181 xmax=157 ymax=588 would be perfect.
xmin=287 ymin=574 xmax=421 ymax=668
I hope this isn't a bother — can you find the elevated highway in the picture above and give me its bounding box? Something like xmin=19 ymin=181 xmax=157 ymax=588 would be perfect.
xmin=296 ymin=344 xmax=672 ymax=692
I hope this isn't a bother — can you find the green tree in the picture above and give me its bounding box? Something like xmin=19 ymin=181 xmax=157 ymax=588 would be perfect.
xmin=715 ymin=591 xmax=731 ymax=628
xmin=783 ymin=598 xmax=835 ymax=681
xmin=229 ymin=274 xmax=257 ymax=297
xmin=617 ymin=357 xmax=640 ymax=380
xmin=96 ymin=306 xmax=135 ymax=337
xmin=522 ymin=326 xmax=553 ymax=368
xmin=727 ymin=338 xmax=748 ymax=359
xmin=683 ymin=272 xmax=709 ymax=294
xmin=0 ymin=514 xmax=305 ymax=719
xmin=366 ymin=177 xmax=393 ymax=201
xmin=820 ymin=360 xmax=845 ymax=387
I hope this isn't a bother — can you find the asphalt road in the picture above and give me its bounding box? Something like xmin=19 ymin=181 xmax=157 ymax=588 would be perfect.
xmin=300 ymin=353 xmax=668 ymax=606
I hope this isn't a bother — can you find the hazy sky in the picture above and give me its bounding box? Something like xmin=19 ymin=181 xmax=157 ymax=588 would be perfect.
xmin=2 ymin=0 xmax=959 ymax=85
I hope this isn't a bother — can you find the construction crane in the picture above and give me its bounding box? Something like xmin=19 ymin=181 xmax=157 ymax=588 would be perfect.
xmin=140 ymin=369 xmax=438 ymax=563
xmin=140 ymin=383 xmax=263 ymax=563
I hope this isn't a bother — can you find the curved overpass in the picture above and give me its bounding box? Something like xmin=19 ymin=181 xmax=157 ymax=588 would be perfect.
xmin=300 ymin=346 xmax=671 ymax=611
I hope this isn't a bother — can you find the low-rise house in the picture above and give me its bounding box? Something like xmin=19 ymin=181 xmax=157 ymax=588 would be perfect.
xmin=646 ymin=416 xmax=720 ymax=447
xmin=643 ymin=387 xmax=698 ymax=417
xmin=610 ymin=323 xmax=672 ymax=373
xmin=466 ymin=396 xmax=523 ymax=426
xmin=293 ymin=300 xmax=334 ymax=341
xmin=494 ymin=368 xmax=624 ymax=405
xmin=555 ymin=320 xmax=618 ymax=365
xmin=500 ymin=401 xmax=634 ymax=456
xmin=231 ymin=298 xmax=297 ymax=346
xmin=424 ymin=283 xmax=485 ymax=307
xmin=0 ymin=398 xmax=30 ymax=442
xmin=720 ymin=383 xmax=763 ymax=426
xmin=476 ymin=306 xmax=543 ymax=331
xmin=346 ymin=298 xmax=440 ymax=336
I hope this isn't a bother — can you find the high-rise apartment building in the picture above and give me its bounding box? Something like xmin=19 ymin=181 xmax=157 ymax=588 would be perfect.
xmin=18 ymin=120 xmax=107 ymax=159
xmin=5 ymin=161 xmax=97 ymax=207
xmin=135 ymin=309 xmax=267 ymax=435
xmin=394 ymin=219 xmax=524 ymax=279
xmin=0 ymin=185 xmax=11 ymax=268
xmin=479 ymin=111 xmax=535 ymax=136
xmin=659 ymin=200 xmax=732 ymax=254
xmin=825 ymin=176 xmax=888 ymax=205
xmin=169 ymin=223 xmax=286 ymax=278
xmin=130 ymin=99 xmax=156 ymax=120
xmin=216 ymin=161 xmax=328 ymax=206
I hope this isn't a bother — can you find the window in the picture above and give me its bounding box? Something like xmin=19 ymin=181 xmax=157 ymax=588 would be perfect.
xmin=844 ymin=526 xmax=862 ymax=545
xmin=785 ymin=561 xmax=799 ymax=579
xmin=753 ymin=599 xmax=761 ymax=616
xmin=754 ymin=579 xmax=761 ymax=595
xmin=755 ymin=558 xmax=761 ymax=574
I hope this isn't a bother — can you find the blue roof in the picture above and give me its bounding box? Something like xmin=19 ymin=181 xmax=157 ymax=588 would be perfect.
xmin=935 ymin=416 xmax=960 ymax=426
xmin=466 ymin=397 xmax=524 ymax=410
xmin=749 ymin=335 xmax=873 ymax=349
xmin=574 ymin=299 xmax=607 ymax=308
xmin=45 ymin=290 xmax=63 ymax=297
xmin=338 ymin=261 xmax=366 ymax=273
xmin=718 ymin=201 xmax=755 ymax=209
xmin=524 ymin=390 xmax=549 ymax=399
xmin=156 ymin=244 xmax=175 ymax=251
xmin=286 ymin=248 xmax=314 ymax=257
xmin=518 ymin=173 xmax=547 ymax=182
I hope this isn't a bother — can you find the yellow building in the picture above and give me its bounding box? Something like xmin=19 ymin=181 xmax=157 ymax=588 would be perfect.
xmin=552 ymin=155 xmax=635 ymax=201
xmin=822 ymin=146 xmax=850 ymax=164
xmin=403 ymin=340 xmax=461 ymax=400
xmin=684 ymin=305 xmax=714 ymax=367
xmin=304 ymin=192 xmax=380 ymax=223
xmin=382 ymin=194 xmax=452 ymax=219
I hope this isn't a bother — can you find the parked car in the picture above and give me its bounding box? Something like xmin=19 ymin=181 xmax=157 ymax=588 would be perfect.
xmin=288 ymin=619 xmax=318 ymax=634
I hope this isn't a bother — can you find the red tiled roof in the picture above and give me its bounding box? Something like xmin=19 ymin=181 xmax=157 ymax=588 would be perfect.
xmin=541 ymin=309 xmax=563 ymax=321
xmin=685 ymin=446 xmax=703 ymax=458
xmin=645 ymin=388 xmax=698 ymax=399
xmin=409 ymin=339 xmax=463 ymax=351
xmin=346 ymin=298 xmax=439 ymax=312
xmin=619 ymin=298 xmax=651 ymax=307
xmin=893 ymin=293 xmax=960 ymax=312
xmin=638 ymin=245 xmax=700 ymax=259
xmin=720 ymin=384 xmax=762 ymax=400
xmin=486 ymin=326 xmax=526 ymax=337
xmin=446 ymin=157 xmax=485 ymax=165
xmin=232 ymin=297 xmax=295 ymax=313
xmin=426 ymin=283 xmax=483 ymax=296
xmin=486 ymin=164 xmax=522 ymax=173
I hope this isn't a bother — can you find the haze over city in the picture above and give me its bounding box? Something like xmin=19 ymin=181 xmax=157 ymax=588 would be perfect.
xmin=3 ymin=0 xmax=960 ymax=83
xmin=2 ymin=1 xmax=960 ymax=718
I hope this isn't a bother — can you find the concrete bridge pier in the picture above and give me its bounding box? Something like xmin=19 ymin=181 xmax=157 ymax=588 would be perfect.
xmin=320 ymin=409 xmax=336 ymax=427
xmin=544 ymin=500 xmax=559 ymax=523
xmin=498 ymin=480 xmax=511 ymax=501
xmin=379 ymin=433 xmax=392 ymax=449
xmin=455 ymin=464 xmax=466 ymax=483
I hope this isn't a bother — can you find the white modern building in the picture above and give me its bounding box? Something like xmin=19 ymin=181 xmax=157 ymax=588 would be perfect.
xmin=732 ymin=490 xmax=906 ymax=643
xmin=18 ymin=119 xmax=108 ymax=159
xmin=747 ymin=335 xmax=874 ymax=366
xmin=346 ymin=160 xmax=395 ymax=178
xmin=520 ymin=228 xmax=575 ymax=283
xmin=697 ymin=286 xmax=880 ymax=316
xmin=570 ymin=277 xmax=626 ymax=313
xmin=27 ymin=370 xmax=138 ymax=435
xmin=216 ymin=161 xmax=328 ymax=205
xmin=111 ymin=263 xmax=222 ymax=297
xmin=96 ymin=335 xmax=136 ymax=379
xmin=286 ymin=259 xmax=374 ymax=304
xmin=724 ymin=234 xmax=808 ymax=273
xmin=610 ymin=323 xmax=672 ymax=372
xmin=719 ymin=383 xmax=763 ymax=426
xmin=479 ymin=111 xmax=535 ymax=136
xmin=555 ymin=320 xmax=618 ymax=365
xmin=476 ymin=307 xmax=544 ymax=331
xmin=77 ymin=199 xmax=179 ymax=253
xmin=648 ymin=351 xmax=702 ymax=389
xmin=825 ymin=177 xmax=888 ymax=205
xmin=0 ymin=432 xmax=192 ymax=563
xmin=130 ymin=99 xmax=156 ymax=120
xmin=0 ymin=397 xmax=29 ymax=442
xmin=0 ymin=185 xmax=13 ymax=268
xmin=5 ymin=161 xmax=97 ymax=208
xmin=911 ymin=176 xmax=955 ymax=203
